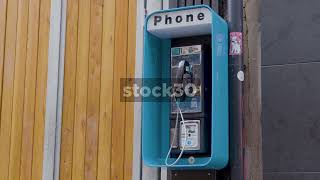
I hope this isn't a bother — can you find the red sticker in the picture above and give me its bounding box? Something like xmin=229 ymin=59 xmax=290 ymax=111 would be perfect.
xmin=229 ymin=32 xmax=243 ymax=56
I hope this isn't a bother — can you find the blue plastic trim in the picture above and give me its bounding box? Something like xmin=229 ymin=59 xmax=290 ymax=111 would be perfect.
xmin=142 ymin=5 xmax=229 ymax=169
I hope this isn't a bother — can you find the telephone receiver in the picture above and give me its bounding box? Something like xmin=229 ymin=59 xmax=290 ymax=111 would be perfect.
xmin=174 ymin=60 xmax=193 ymax=101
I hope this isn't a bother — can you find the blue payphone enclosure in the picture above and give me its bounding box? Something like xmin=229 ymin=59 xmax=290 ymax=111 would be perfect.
xmin=142 ymin=5 xmax=229 ymax=169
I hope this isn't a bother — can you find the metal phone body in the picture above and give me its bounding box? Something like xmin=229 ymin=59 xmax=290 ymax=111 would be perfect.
xmin=170 ymin=36 xmax=212 ymax=156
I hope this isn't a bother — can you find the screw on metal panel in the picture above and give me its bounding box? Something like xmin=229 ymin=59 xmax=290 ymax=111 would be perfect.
xmin=174 ymin=172 xmax=178 ymax=176
xmin=188 ymin=156 xmax=195 ymax=164
xmin=208 ymin=172 xmax=211 ymax=176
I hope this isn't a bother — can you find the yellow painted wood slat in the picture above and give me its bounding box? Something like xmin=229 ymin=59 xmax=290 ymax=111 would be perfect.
xmin=8 ymin=0 xmax=29 ymax=179
xmin=31 ymin=0 xmax=51 ymax=179
xmin=59 ymin=0 xmax=79 ymax=179
xmin=0 ymin=0 xmax=8 ymax=129
xmin=71 ymin=0 xmax=90 ymax=179
xmin=111 ymin=0 xmax=129 ymax=179
xmin=124 ymin=0 xmax=137 ymax=179
xmin=19 ymin=0 xmax=40 ymax=179
xmin=97 ymin=0 xmax=115 ymax=179
xmin=85 ymin=0 xmax=103 ymax=179
xmin=0 ymin=0 xmax=19 ymax=179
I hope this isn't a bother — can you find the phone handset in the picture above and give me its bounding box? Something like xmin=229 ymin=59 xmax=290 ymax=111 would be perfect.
xmin=176 ymin=60 xmax=193 ymax=84
xmin=174 ymin=60 xmax=193 ymax=101
xmin=165 ymin=60 xmax=192 ymax=166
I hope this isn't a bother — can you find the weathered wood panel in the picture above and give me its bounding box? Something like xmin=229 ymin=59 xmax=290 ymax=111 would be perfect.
xmin=8 ymin=0 xmax=29 ymax=179
xmin=85 ymin=0 xmax=103 ymax=179
xmin=32 ymin=0 xmax=51 ymax=179
xmin=0 ymin=0 xmax=8 ymax=125
xmin=0 ymin=0 xmax=19 ymax=179
xmin=97 ymin=0 xmax=116 ymax=178
xmin=71 ymin=0 xmax=90 ymax=179
xmin=0 ymin=0 xmax=51 ymax=179
xmin=125 ymin=0 xmax=137 ymax=178
xmin=243 ymin=0 xmax=263 ymax=179
xmin=59 ymin=0 xmax=79 ymax=179
xmin=20 ymin=0 xmax=41 ymax=179
xmin=59 ymin=0 xmax=136 ymax=179
xmin=111 ymin=0 xmax=129 ymax=179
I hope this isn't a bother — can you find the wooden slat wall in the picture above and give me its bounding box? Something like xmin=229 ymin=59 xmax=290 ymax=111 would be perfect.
xmin=0 ymin=0 xmax=51 ymax=180
xmin=59 ymin=0 xmax=136 ymax=180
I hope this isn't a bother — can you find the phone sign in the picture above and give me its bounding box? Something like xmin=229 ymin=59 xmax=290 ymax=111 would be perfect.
xmin=147 ymin=7 xmax=212 ymax=38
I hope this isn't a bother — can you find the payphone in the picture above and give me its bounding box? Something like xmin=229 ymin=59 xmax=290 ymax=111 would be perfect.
xmin=142 ymin=5 xmax=229 ymax=169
